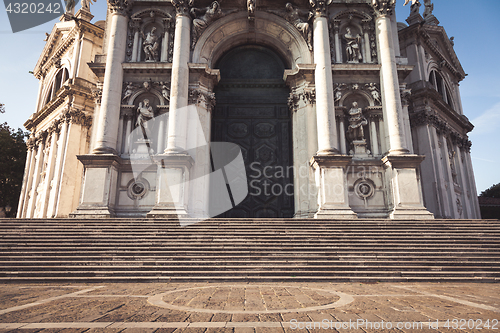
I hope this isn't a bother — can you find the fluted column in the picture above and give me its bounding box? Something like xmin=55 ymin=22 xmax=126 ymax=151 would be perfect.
xmin=311 ymin=1 xmax=338 ymax=155
xmin=371 ymin=0 xmax=408 ymax=155
xmin=92 ymin=0 xmax=132 ymax=154
xmin=161 ymin=18 xmax=172 ymax=62
xmin=39 ymin=124 xmax=59 ymax=217
xmin=17 ymin=136 xmax=35 ymax=218
xmin=165 ymin=0 xmax=191 ymax=154
xmin=26 ymin=132 xmax=47 ymax=218
xmin=47 ymin=117 xmax=69 ymax=218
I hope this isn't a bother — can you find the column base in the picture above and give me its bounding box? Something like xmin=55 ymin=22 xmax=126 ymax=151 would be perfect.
xmin=70 ymin=208 xmax=116 ymax=219
xmin=389 ymin=207 xmax=434 ymax=220
xmin=314 ymin=208 xmax=358 ymax=219
xmin=310 ymin=155 xmax=358 ymax=220
xmin=382 ymin=154 xmax=434 ymax=220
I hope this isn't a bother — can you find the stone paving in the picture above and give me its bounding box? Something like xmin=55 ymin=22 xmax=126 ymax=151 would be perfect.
xmin=0 ymin=282 xmax=499 ymax=332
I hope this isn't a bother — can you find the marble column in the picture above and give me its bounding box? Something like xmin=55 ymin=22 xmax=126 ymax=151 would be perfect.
xmin=372 ymin=0 xmax=408 ymax=155
xmin=370 ymin=116 xmax=379 ymax=155
xmin=165 ymin=2 xmax=191 ymax=154
xmin=17 ymin=136 xmax=35 ymax=218
xmin=92 ymin=0 xmax=131 ymax=154
xmin=26 ymin=132 xmax=47 ymax=218
xmin=39 ymin=125 xmax=59 ymax=217
xmin=47 ymin=117 xmax=69 ymax=218
xmin=312 ymin=3 xmax=338 ymax=155
xmin=131 ymin=18 xmax=141 ymax=62
xmin=308 ymin=1 xmax=356 ymax=219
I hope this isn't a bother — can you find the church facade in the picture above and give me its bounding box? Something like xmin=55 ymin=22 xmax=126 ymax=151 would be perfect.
xmin=17 ymin=0 xmax=481 ymax=219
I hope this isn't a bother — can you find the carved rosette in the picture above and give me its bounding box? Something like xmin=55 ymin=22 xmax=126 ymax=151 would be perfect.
xmin=172 ymin=0 xmax=192 ymax=16
xmin=370 ymin=0 xmax=396 ymax=17
xmin=309 ymin=0 xmax=332 ymax=18
xmin=108 ymin=0 xmax=133 ymax=15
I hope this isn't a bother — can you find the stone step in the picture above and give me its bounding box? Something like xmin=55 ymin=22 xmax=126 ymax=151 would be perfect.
xmin=2 ymin=264 xmax=500 ymax=273
xmin=1 ymin=218 xmax=499 ymax=282
xmin=2 ymin=269 xmax=498 ymax=278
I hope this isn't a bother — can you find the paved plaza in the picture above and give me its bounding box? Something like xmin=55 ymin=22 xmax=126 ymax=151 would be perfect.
xmin=0 ymin=282 xmax=499 ymax=332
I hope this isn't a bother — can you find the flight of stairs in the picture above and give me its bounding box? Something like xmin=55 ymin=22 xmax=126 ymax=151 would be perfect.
xmin=0 ymin=218 xmax=499 ymax=282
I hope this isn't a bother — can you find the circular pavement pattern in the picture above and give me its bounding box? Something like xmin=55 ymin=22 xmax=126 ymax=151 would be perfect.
xmin=147 ymin=285 xmax=354 ymax=314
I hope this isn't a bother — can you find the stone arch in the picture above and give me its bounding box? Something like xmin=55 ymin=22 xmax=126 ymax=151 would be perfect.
xmin=340 ymin=91 xmax=373 ymax=107
xmin=131 ymin=8 xmax=172 ymax=20
xmin=192 ymin=11 xmax=312 ymax=69
xmin=129 ymin=88 xmax=166 ymax=106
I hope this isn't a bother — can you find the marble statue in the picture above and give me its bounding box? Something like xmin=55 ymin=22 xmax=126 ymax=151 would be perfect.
xmin=191 ymin=1 xmax=222 ymax=40
xmin=348 ymin=101 xmax=367 ymax=141
xmin=284 ymin=3 xmax=312 ymax=50
xmin=423 ymin=0 xmax=433 ymax=18
xmin=136 ymin=99 xmax=154 ymax=135
xmin=366 ymin=83 xmax=382 ymax=105
xmin=142 ymin=27 xmax=160 ymax=62
xmin=81 ymin=0 xmax=96 ymax=11
xmin=344 ymin=27 xmax=362 ymax=63
xmin=122 ymin=82 xmax=134 ymax=103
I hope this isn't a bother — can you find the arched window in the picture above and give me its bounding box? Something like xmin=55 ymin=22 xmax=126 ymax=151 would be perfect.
xmin=429 ymin=70 xmax=454 ymax=109
xmin=43 ymin=68 xmax=69 ymax=107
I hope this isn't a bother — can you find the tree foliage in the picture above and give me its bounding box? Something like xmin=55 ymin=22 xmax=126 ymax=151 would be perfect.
xmin=0 ymin=121 xmax=28 ymax=217
xmin=480 ymin=183 xmax=500 ymax=198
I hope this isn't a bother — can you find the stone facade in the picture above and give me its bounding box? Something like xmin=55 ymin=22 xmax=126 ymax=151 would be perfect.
xmin=18 ymin=0 xmax=480 ymax=219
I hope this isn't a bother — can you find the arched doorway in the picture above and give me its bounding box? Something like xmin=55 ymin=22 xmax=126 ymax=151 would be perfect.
xmin=211 ymin=45 xmax=294 ymax=218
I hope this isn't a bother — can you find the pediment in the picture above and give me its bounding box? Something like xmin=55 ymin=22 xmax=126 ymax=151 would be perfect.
xmin=33 ymin=22 xmax=77 ymax=79
xmin=420 ymin=25 xmax=466 ymax=80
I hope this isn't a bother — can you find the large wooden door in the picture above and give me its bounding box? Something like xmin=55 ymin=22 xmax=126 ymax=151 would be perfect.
xmin=211 ymin=45 xmax=294 ymax=218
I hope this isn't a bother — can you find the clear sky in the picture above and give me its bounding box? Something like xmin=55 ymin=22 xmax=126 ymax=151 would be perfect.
xmin=1 ymin=0 xmax=499 ymax=195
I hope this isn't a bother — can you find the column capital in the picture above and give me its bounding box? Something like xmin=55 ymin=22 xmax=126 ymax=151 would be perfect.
xmin=371 ymin=0 xmax=396 ymax=17
xmin=309 ymin=0 xmax=332 ymax=18
xmin=172 ymin=0 xmax=193 ymax=16
xmin=108 ymin=0 xmax=133 ymax=16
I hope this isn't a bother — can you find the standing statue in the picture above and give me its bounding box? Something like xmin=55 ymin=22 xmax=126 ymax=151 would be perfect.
xmin=190 ymin=1 xmax=222 ymax=43
xmin=423 ymin=0 xmax=434 ymax=18
xmin=136 ymin=99 xmax=154 ymax=137
xmin=141 ymin=27 xmax=160 ymax=62
xmin=348 ymin=102 xmax=367 ymax=141
xmin=344 ymin=27 xmax=362 ymax=63
xmin=81 ymin=0 xmax=96 ymax=11
xmin=403 ymin=0 xmax=421 ymax=14
xmin=64 ymin=0 xmax=76 ymax=13
xmin=284 ymin=3 xmax=312 ymax=50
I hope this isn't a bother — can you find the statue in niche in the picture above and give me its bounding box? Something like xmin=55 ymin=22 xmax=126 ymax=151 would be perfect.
xmin=344 ymin=27 xmax=362 ymax=63
xmin=366 ymin=83 xmax=382 ymax=105
xmin=284 ymin=3 xmax=312 ymax=50
xmin=141 ymin=27 xmax=160 ymax=62
xmin=136 ymin=99 xmax=154 ymax=137
xmin=190 ymin=1 xmax=222 ymax=45
xmin=348 ymin=102 xmax=367 ymax=141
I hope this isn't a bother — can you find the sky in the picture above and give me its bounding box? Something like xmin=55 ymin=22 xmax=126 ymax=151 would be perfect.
xmin=1 ymin=0 xmax=499 ymax=195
